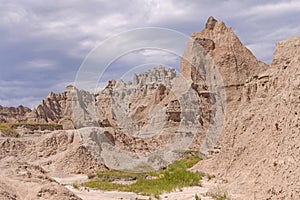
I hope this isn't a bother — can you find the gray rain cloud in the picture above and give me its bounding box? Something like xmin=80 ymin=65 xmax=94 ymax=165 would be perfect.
xmin=0 ymin=0 xmax=300 ymax=108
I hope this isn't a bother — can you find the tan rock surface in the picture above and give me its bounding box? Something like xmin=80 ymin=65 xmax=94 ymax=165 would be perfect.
xmin=189 ymin=19 xmax=300 ymax=199
xmin=0 ymin=128 xmax=108 ymax=199
xmin=0 ymin=16 xmax=299 ymax=200
xmin=0 ymin=105 xmax=31 ymax=123
xmin=181 ymin=16 xmax=267 ymax=104
xmin=0 ymin=130 xmax=106 ymax=174
xmin=0 ymin=161 xmax=81 ymax=200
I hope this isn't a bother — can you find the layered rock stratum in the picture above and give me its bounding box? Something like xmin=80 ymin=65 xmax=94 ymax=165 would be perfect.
xmin=190 ymin=18 xmax=300 ymax=200
xmin=0 ymin=105 xmax=31 ymax=123
xmin=0 ymin=17 xmax=299 ymax=200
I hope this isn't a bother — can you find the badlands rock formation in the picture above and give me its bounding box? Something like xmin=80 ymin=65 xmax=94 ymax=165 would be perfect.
xmin=0 ymin=105 xmax=31 ymax=123
xmin=181 ymin=16 xmax=267 ymax=103
xmin=28 ymin=85 xmax=99 ymax=130
xmin=0 ymin=161 xmax=81 ymax=200
xmin=82 ymin=65 xmax=206 ymax=170
xmin=0 ymin=129 xmax=108 ymax=199
xmin=0 ymin=16 xmax=299 ymax=200
xmin=190 ymin=18 xmax=300 ymax=200
xmin=96 ymin=65 xmax=177 ymax=132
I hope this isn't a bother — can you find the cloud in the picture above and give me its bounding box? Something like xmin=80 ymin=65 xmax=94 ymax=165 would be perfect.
xmin=74 ymin=48 xmax=181 ymax=91
xmin=0 ymin=0 xmax=300 ymax=107
xmin=73 ymin=27 xmax=188 ymax=91
xmin=0 ymin=80 xmax=49 ymax=109
xmin=0 ymin=97 xmax=41 ymax=109
xmin=242 ymin=1 xmax=300 ymax=19
xmin=24 ymin=59 xmax=57 ymax=69
xmin=246 ymin=43 xmax=275 ymax=64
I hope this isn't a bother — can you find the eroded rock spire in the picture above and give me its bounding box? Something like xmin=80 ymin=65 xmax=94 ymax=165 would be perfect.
xmin=205 ymin=16 xmax=217 ymax=30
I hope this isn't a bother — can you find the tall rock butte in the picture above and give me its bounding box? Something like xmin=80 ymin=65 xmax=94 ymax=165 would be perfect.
xmin=0 ymin=16 xmax=299 ymax=200
xmin=188 ymin=17 xmax=300 ymax=200
xmin=181 ymin=16 xmax=267 ymax=103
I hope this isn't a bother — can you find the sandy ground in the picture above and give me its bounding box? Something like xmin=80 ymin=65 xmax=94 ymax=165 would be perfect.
xmin=65 ymin=182 xmax=215 ymax=200
xmin=51 ymin=172 xmax=218 ymax=200
xmin=49 ymin=171 xmax=88 ymax=185
xmin=66 ymin=186 xmax=214 ymax=200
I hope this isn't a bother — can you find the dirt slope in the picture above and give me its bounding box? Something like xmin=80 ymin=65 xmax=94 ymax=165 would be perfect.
xmin=190 ymin=18 xmax=300 ymax=200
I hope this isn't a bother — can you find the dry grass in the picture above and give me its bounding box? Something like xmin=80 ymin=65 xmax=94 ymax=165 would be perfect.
xmin=0 ymin=122 xmax=63 ymax=137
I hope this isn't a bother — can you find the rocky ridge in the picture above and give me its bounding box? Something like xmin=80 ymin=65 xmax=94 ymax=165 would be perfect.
xmin=0 ymin=16 xmax=299 ymax=200
xmin=0 ymin=105 xmax=32 ymax=123
xmin=189 ymin=17 xmax=300 ymax=199
xmin=0 ymin=161 xmax=81 ymax=200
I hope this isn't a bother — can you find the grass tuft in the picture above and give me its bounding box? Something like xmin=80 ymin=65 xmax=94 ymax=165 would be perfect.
xmin=0 ymin=123 xmax=19 ymax=137
xmin=209 ymin=191 xmax=230 ymax=200
xmin=83 ymin=152 xmax=202 ymax=197
xmin=72 ymin=183 xmax=79 ymax=189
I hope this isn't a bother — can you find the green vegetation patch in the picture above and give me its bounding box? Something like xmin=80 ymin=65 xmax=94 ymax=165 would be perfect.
xmin=207 ymin=190 xmax=231 ymax=200
xmin=211 ymin=193 xmax=230 ymax=200
xmin=0 ymin=122 xmax=63 ymax=137
xmin=83 ymin=152 xmax=202 ymax=196
xmin=10 ymin=122 xmax=63 ymax=130
xmin=0 ymin=123 xmax=19 ymax=137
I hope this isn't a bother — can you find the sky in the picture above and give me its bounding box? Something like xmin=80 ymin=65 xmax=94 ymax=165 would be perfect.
xmin=1 ymin=0 xmax=300 ymax=108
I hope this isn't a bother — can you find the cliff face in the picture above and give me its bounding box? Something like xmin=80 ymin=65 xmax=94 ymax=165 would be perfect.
xmin=1 ymin=16 xmax=299 ymax=199
xmin=0 ymin=105 xmax=32 ymax=123
xmin=95 ymin=65 xmax=178 ymax=133
xmin=1 ymin=66 xmax=182 ymax=129
xmin=189 ymin=18 xmax=300 ymax=199
xmin=0 ymin=91 xmax=67 ymax=124
xmin=181 ymin=16 xmax=268 ymax=104
xmin=2 ymin=85 xmax=99 ymax=130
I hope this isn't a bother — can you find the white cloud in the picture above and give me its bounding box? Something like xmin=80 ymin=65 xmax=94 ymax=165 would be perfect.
xmin=0 ymin=2 xmax=27 ymax=27
xmin=0 ymin=97 xmax=40 ymax=109
xmin=145 ymin=0 xmax=188 ymax=23
xmin=246 ymin=43 xmax=276 ymax=64
xmin=24 ymin=59 xmax=57 ymax=69
xmin=0 ymin=80 xmax=46 ymax=97
xmin=1 ymin=0 xmax=300 ymax=107
xmin=242 ymin=1 xmax=300 ymax=19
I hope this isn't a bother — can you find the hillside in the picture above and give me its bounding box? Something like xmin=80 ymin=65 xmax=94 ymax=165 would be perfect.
xmin=0 ymin=16 xmax=299 ymax=200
